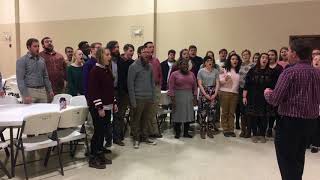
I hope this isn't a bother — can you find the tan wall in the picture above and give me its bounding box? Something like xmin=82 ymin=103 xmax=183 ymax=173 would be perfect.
xmin=0 ymin=24 xmax=17 ymax=77
xmin=156 ymin=1 xmax=320 ymax=60
xmin=1 ymin=0 xmax=320 ymax=76
xmin=157 ymin=0 xmax=314 ymax=13
xmin=0 ymin=0 xmax=17 ymax=78
xmin=19 ymin=14 xmax=154 ymax=58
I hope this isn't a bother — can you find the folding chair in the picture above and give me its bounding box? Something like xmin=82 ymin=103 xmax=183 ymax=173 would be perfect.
xmin=0 ymin=141 xmax=11 ymax=178
xmin=45 ymin=107 xmax=89 ymax=164
xmin=70 ymin=95 xmax=87 ymax=107
xmin=13 ymin=112 xmax=63 ymax=180
xmin=157 ymin=91 xmax=172 ymax=132
xmin=0 ymin=95 xmax=19 ymax=157
xmin=51 ymin=94 xmax=72 ymax=105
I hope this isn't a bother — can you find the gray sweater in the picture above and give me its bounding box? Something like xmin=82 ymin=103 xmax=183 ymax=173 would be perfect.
xmin=127 ymin=59 xmax=155 ymax=107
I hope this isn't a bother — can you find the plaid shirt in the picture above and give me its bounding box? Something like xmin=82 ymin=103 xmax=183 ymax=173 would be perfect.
xmin=265 ymin=61 xmax=320 ymax=119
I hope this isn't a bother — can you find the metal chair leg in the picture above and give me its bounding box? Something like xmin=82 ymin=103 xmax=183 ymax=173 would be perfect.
xmin=13 ymin=146 xmax=19 ymax=168
xmin=84 ymin=134 xmax=90 ymax=157
xmin=69 ymin=141 xmax=73 ymax=157
xmin=44 ymin=147 xmax=52 ymax=167
xmin=60 ymin=144 xmax=64 ymax=155
xmin=56 ymin=144 xmax=64 ymax=176
xmin=0 ymin=160 xmax=11 ymax=179
xmin=71 ymin=141 xmax=78 ymax=157
xmin=21 ymin=147 xmax=29 ymax=180
xmin=0 ymin=133 xmax=10 ymax=157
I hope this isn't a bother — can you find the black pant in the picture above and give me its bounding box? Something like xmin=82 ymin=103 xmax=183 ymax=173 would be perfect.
xmin=275 ymin=116 xmax=318 ymax=180
xmin=174 ymin=122 xmax=191 ymax=135
xmin=90 ymin=107 xmax=111 ymax=156
xmin=311 ymin=118 xmax=320 ymax=147
xmin=250 ymin=115 xmax=267 ymax=137
xmin=235 ymin=102 xmax=241 ymax=128
xmin=268 ymin=116 xmax=277 ymax=130
xmin=268 ymin=116 xmax=276 ymax=129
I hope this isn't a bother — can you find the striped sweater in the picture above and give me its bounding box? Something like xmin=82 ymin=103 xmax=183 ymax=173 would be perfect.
xmin=87 ymin=63 xmax=115 ymax=110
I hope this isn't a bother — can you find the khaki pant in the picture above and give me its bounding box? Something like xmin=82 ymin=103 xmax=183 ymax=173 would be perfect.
xmin=130 ymin=99 xmax=154 ymax=141
xmin=147 ymin=86 xmax=161 ymax=135
xmin=26 ymin=87 xmax=48 ymax=103
xmin=219 ymin=91 xmax=238 ymax=132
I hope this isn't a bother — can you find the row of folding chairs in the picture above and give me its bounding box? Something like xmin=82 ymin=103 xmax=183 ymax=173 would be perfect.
xmin=13 ymin=106 xmax=89 ymax=180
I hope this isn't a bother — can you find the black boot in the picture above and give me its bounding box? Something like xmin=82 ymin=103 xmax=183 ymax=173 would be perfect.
xmin=89 ymin=155 xmax=106 ymax=169
xmin=207 ymin=123 xmax=215 ymax=139
xmin=183 ymin=122 xmax=193 ymax=138
xmin=174 ymin=123 xmax=181 ymax=139
xmin=266 ymin=129 xmax=273 ymax=138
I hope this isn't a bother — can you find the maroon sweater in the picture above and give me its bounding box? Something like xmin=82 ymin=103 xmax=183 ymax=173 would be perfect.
xmin=87 ymin=64 xmax=114 ymax=110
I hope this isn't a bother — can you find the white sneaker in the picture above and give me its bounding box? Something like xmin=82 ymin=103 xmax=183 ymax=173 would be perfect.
xmin=134 ymin=141 xmax=140 ymax=149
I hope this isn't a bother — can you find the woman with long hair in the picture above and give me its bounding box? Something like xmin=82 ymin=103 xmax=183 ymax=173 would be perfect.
xmin=252 ymin=52 xmax=260 ymax=64
xmin=266 ymin=49 xmax=283 ymax=137
xmin=201 ymin=50 xmax=219 ymax=70
xmin=67 ymin=49 xmax=84 ymax=96
xmin=219 ymin=53 xmax=242 ymax=137
xmin=205 ymin=51 xmax=215 ymax=60
xmin=243 ymin=53 xmax=276 ymax=143
xmin=87 ymin=47 xmax=115 ymax=169
xmin=278 ymin=47 xmax=289 ymax=68
xmin=169 ymin=59 xmax=198 ymax=139
xmin=238 ymin=49 xmax=254 ymax=138
xmin=197 ymin=56 xmax=220 ymax=139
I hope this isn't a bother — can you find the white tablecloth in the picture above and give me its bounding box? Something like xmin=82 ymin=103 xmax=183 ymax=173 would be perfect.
xmin=0 ymin=104 xmax=82 ymax=127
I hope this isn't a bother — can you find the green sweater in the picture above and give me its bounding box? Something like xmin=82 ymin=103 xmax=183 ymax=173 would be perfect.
xmin=67 ymin=65 xmax=83 ymax=96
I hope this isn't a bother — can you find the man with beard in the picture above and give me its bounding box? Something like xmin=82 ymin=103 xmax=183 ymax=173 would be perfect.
xmin=39 ymin=37 xmax=66 ymax=97
xmin=144 ymin=41 xmax=163 ymax=138
xmin=128 ymin=45 xmax=157 ymax=149
xmin=161 ymin=49 xmax=176 ymax=91
xmin=189 ymin=45 xmax=203 ymax=76
xmin=105 ymin=41 xmax=123 ymax=146
xmin=16 ymin=38 xmax=53 ymax=103
xmin=64 ymin=46 xmax=74 ymax=66
xmin=78 ymin=41 xmax=91 ymax=62
xmin=116 ymin=44 xmax=135 ymax=146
